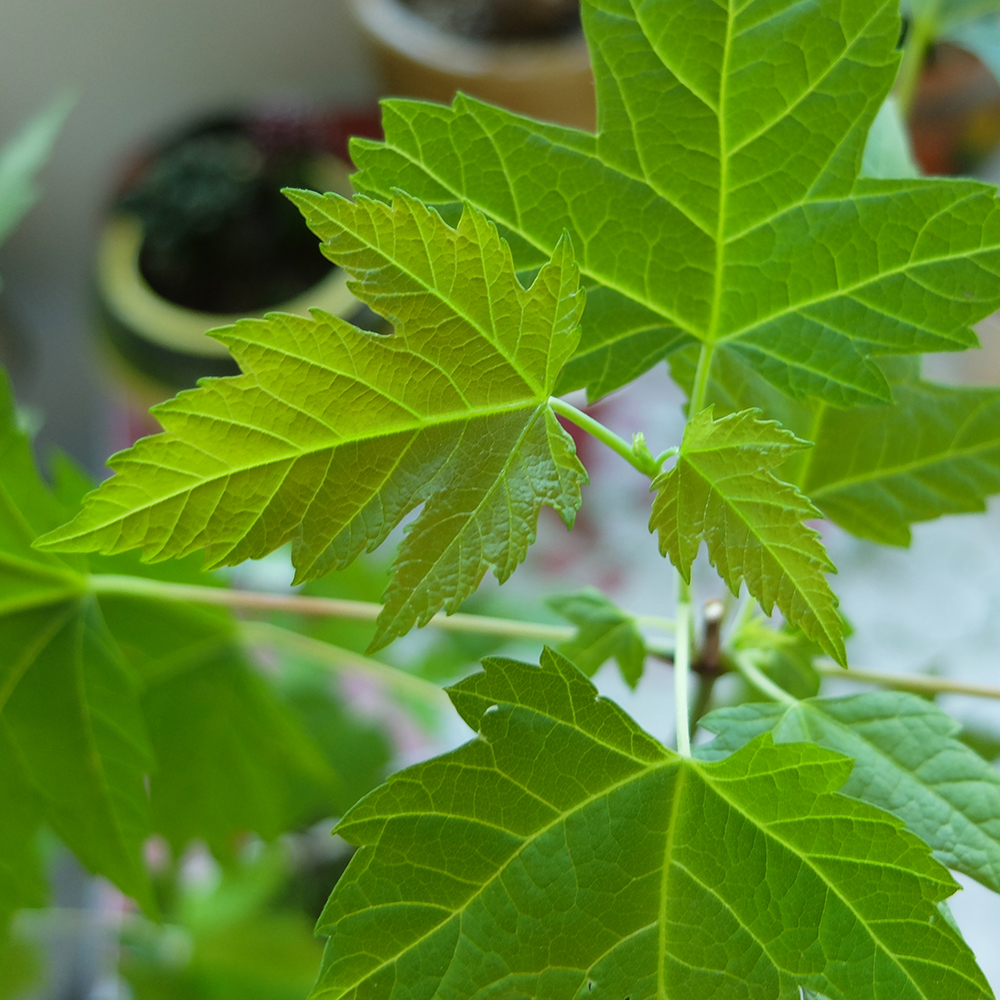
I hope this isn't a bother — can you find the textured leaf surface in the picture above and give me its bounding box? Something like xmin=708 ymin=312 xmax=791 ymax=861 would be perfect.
xmin=670 ymin=344 xmax=1000 ymax=546
xmin=650 ymin=407 xmax=843 ymax=663
xmin=700 ymin=690 xmax=1000 ymax=895
xmin=351 ymin=0 xmax=1000 ymax=403
xmin=38 ymin=194 xmax=586 ymax=648
xmin=314 ymin=649 xmax=988 ymax=1000
xmin=802 ymin=378 xmax=1000 ymax=545
xmin=0 ymin=376 xmax=153 ymax=909
xmin=548 ymin=587 xmax=645 ymax=687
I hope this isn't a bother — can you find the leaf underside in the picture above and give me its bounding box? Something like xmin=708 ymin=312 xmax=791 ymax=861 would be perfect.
xmin=350 ymin=0 xmax=1000 ymax=404
xmin=37 ymin=194 xmax=587 ymax=649
xmin=0 ymin=377 xmax=377 ymax=914
xmin=650 ymin=407 xmax=844 ymax=663
xmin=700 ymin=690 xmax=1000 ymax=896
xmin=313 ymin=650 xmax=988 ymax=1000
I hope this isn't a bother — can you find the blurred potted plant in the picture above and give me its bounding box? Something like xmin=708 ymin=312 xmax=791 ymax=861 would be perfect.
xmin=899 ymin=0 xmax=1000 ymax=173
xmin=350 ymin=0 xmax=595 ymax=128
xmin=96 ymin=110 xmax=383 ymax=402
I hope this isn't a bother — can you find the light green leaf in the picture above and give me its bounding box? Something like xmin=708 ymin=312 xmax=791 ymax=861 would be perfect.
xmin=351 ymin=0 xmax=1000 ymax=404
xmin=700 ymin=690 xmax=1000 ymax=896
xmin=649 ymin=407 xmax=844 ymax=663
xmin=670 ymin=344 xmax=1000 ymax=547
xmin=313 ymin=649 xmax=989 ymax=1000
xmin=0 ymin=95 xmax=70 ymax=250
xmin=547 ymin=587 xmax=645 ymax=687
xmin=801 ymin=378 xmax=1000 ymax=545
xmin=0 ymin=374 xmax=153 ymax=911
xmin=37 ymin=193 xmax=587 ymax=650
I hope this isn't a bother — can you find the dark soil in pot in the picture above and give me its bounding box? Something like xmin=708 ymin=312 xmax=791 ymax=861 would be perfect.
xmin=119 ymin=114 xmax=336 ymax=315
xmin=400 ymin=0 xmax=580 ymax=41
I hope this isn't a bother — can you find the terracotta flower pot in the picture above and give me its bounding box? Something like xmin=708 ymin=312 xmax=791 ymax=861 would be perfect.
xmin=350 ymin=0 xmax=595 ymax=130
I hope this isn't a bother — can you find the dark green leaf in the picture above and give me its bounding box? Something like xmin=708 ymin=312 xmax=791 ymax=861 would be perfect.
xmin=548 ymin=587 xmax=645 ymax=687
xmin=314 ymin=649 xmax=987 ymax=1000
xmin=700 ymin=690 xmax=1000 ymax=894
xmin=351 ymin=0 xmax=1000 ymax=404
xmin=0 ymin=374 xmax=153 ymax=910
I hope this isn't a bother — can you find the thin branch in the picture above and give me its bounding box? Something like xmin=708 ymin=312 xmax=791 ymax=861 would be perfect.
xmin=674 ymin=575 xmax=693 ymax=757
xmin=90 ymin=573 xmax=578 ymax=643
xmin=816 ymin=662 xmax=1000 ymax=701
xmin=89 ymin=573 xmax=676 ymax=653
xmin=733 ymin=652 xmax=797 ymax=705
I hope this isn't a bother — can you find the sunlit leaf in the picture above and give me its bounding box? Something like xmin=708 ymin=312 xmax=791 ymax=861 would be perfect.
xmin=351 ymin=0 xmax=1000 ymax=403
xmin=313 ymin=649 xmax=987 ymax=1000
xmin=38 ymin=194 xmax=587 ymax=649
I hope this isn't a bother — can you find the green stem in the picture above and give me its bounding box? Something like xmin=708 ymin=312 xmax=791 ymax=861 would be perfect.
xmin=89 ymin=574 xmax=576 ymax=643
xmin=816 ymin=662 xmax=1000 ymax=701
xmin=733 ymin=652 xmax=797 ymax=705
xmin=548 ymin=397 xmax=661 ymax=478
xmin=689 ymin=674 xmax=718 ymax=738
xmin=89 ymin=573 xmax=676 ymax=651
xmin=674 ymin=576 xmax=693 ymax=756
xmin=688 ymin=342 xmax=716 ymax=416
xmin=896 ymin=12 xmax=934 ymax=119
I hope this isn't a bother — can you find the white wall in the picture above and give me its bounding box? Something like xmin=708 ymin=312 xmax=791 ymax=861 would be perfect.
xmin=0 ymin=0 xmax=377 ymax=467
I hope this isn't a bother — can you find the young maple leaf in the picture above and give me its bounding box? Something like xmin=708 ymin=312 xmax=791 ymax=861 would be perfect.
xmin=38 ymin=194 xmax=587 ymax=648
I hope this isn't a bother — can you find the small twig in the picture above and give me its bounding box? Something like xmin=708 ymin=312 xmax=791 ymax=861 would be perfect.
xmin=816 ymin=662 xmax=1000 ymax=701
xmin=689 ymin=599 xmax=726 ymax=737
xmin=89 ymin=574 xmax=576 ymax=643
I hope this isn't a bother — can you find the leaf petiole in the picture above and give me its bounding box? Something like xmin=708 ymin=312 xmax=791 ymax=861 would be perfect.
xmin=88 ymin=573 xmax=676 ymax=651
xmin=674 ymin=575 xmax=693 ymax=756
xmin=815 ymin=662 xmax=1000 ymax=701
xmin=548 ymin=396 xmax=665 ymax=478
xmin=732 ymin=651 xmax=798 ymax=705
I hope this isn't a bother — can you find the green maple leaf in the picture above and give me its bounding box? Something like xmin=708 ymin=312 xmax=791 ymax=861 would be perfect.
xmin=649 ymin=407 xmax=843 ymax=663
xmin=313 ymin=649 xmax=989 ymax=1000
xmin=548 ymin=587 xmax=646 ymax=687
xmin=0 ymin=376 xmax=153 ymax=910
xmin=37 ymin=194 xmax=587 ymax=649
xmin=348 ymin=0 xmax=1000 ymax=404
xmin=100 ymin=592 xmax=343 ymax=857
xmin=50 ymin=456 xmax=374 ymax=858
xmin=801 ymin=378 xmax=1000 ymax=545
xmin=673 ymin=346 xmax=1000 ymax=546
xmin=700 ymin=690 xmax=1000 ymax=895
xmin=0 ymin=378 xmax=377 ymax=913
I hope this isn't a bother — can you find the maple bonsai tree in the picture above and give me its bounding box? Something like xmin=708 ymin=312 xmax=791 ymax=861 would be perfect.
xmin=7 ymin=0 xmax=1000 ymax=995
